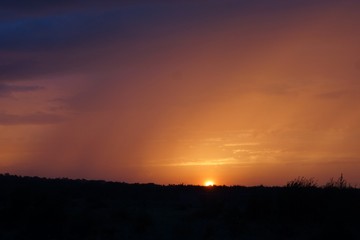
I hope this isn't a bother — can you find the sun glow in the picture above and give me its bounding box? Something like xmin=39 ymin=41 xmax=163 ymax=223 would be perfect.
xmin=204 ymin=180 xmax=215 ymax=186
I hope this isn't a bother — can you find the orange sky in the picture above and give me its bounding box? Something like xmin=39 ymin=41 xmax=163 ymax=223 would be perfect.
xmin=1 ymin=1 xmax=360 ymax=185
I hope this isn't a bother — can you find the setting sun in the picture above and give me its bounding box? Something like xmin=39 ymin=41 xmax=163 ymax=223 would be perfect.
xmin=204 ymin=181 xmax=215 ymax=187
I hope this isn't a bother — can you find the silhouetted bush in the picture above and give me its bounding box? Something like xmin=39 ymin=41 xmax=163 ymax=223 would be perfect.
xmin=286 ymin=176 xmax=318 ymax=188
xmin=324 ymin=173 xmax=352 ymax=189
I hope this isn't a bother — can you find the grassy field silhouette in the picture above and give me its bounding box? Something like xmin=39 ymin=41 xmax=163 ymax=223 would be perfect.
xmin=0 ymin=174 xmax=359 ymax=239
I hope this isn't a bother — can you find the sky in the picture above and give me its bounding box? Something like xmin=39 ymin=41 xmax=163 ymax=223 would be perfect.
xmin=1 ymin=0 xmax=360 ymax=186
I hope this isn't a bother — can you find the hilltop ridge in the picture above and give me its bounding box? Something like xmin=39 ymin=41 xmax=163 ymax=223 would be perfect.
xmin=0 ymin=174 xmax=359 ymax=239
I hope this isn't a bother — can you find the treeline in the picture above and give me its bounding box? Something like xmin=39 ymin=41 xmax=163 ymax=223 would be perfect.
xmin=0 ymin=173 xmax=359 ymax=240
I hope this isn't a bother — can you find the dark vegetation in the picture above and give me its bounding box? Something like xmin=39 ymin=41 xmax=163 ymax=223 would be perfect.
xmin=0 ymin=174 xmax=359 ymax=240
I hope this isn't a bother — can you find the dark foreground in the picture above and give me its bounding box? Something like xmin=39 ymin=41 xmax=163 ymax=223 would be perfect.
xmin=0 ymin=174 xmax=359 ymax=240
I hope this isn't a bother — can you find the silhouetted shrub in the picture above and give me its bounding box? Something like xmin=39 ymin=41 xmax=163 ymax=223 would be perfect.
xmin=285 ymin=176 xmax=318 ymax=188
xmin=324 ymin=173 xmax=351 ymax=189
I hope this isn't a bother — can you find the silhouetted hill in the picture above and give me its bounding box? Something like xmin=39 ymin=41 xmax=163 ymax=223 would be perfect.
xmin=0 ymin=174 xmax=359 ymax=239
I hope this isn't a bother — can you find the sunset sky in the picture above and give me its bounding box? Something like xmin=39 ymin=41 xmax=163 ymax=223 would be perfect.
xmin=1 ymin=0 xmax=360 ymax=186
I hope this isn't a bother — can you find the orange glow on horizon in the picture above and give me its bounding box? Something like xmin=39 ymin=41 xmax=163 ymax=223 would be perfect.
xmin=204 ymin=180 xmax=215 ymax=187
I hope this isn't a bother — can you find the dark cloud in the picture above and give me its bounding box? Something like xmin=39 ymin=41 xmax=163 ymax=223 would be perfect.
xmin=0 ymin=112 xmax=65 ymax=125
xmin=0 ymin=2 xmax=204 ymax=81
xmin=1 ymin=0 xmax=344 ymax=83
xmin=1 ymin=0 xmax=325 ymax=52
xmin=0 ymin=0 xmax=149 ymax=20
xmin=0 ymin=59 xmax=50 ymax=81
xmin=0 ymin=11 xmax=132 ymax=52
xmin=0 ymin=0 xmax=236 ymax=16
xmin=0 ymin=0 xmax=117 ymax=9
xmin=0 ymin=1 xmax=234 ymax=82
xmin=0 ymin=0 xmax=357 ymax=89
xmin=0 ymin=83 xmax=43 ymax=97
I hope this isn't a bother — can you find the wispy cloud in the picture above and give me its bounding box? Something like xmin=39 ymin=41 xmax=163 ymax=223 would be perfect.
xmin=0 ymin=112 xmax=65 ymax=125
xmin=159 ymin=157 xmax=240 ymax=167
xmin=0 ymin=83 xmax=43 ymax=97
xmin=223 ymin=142 xmax=259 ymax=147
